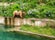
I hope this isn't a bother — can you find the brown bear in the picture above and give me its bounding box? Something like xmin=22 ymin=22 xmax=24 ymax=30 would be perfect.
xmin=13 ymin=10 xmax=25 ymax=18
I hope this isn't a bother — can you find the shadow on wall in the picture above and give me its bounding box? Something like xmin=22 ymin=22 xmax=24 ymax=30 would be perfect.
xmin=4 ymin=17 xmax=55 ymax=28
xmin=0 ymin=17 xmax=55 ymax=28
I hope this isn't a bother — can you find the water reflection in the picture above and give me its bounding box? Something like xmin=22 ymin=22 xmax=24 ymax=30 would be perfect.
xmin=0 ymin=31 xmax=54 ymax=40
xmin=0 ymin=24 xmax=37 ymax=40
xmin=0 ymin=31 xmax=37 ymax=40
xmin=0 ymin=24 xmax=54 ymax=40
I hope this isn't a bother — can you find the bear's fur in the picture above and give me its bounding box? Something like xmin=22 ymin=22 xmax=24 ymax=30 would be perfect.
xmin=13 ymin=10 xmax=25 ymax=18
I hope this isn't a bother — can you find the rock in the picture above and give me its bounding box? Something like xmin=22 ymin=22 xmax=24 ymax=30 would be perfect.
xmin=35 ymin=21 xmax=46 ymax=27
xmin=47 ymin=21 xmax=55 ymax=28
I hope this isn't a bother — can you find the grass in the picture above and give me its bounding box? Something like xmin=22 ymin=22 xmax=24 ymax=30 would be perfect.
xmin=20 ymin=25 xmax=55 ymax=36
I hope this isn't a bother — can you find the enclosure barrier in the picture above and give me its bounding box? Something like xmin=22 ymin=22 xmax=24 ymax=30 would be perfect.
xmin=4 ymin=17 xmax=47 ymax=27
xmin=0 ymin=17 xmax=55 ymax=27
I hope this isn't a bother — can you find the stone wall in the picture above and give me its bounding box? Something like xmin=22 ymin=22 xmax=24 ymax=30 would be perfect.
xmin=0 ymin=17 xmax=55 ymax=27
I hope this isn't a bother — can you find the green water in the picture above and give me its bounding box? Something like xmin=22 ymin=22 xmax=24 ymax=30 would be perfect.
xmin=0 ymin=24 xmax=55 ymax=40
xmin=0 ymin=31 xmax=38 ymax=40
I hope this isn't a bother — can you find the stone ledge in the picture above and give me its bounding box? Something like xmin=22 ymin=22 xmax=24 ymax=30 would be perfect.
xmin=6 ymin=29 xmax=55 ymax=39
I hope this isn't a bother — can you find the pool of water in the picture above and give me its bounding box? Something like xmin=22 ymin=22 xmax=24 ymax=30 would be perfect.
xmin=0 ymin=24 xmax=54 ymax=40
xmin=0 ymin=24 xmax=38 ymax=40
xmin=0 ymin=31 xmax=38 ymax=40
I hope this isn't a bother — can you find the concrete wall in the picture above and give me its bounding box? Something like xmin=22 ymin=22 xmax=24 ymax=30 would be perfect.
xmin=0 ymin=17 xmax=55 ymax=27
xmin=0 ymin=17 xmax=5 ymax=24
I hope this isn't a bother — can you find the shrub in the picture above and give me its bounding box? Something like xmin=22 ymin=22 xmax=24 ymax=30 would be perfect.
xmin=0 ymin=0 xmax=55 ymax=19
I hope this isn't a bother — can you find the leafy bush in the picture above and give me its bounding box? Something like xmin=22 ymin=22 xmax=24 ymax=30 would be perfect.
xmin=0 ymin=0 xmax=55 ymax=19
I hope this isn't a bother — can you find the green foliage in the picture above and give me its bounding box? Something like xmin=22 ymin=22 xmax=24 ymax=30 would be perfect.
xmin=0 ymin=0 xmax=55 ymax=19
xmin=20 ymin=25 xmax=55 ymax=36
